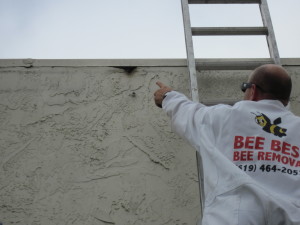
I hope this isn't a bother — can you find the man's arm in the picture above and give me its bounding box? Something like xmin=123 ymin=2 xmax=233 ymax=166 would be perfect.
xmin=154 ymin=81 xmax=208 ymax=145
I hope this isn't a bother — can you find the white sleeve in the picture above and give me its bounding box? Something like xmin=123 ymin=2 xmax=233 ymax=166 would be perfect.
xmin=162 ymin=91 xmax=209 ymax=146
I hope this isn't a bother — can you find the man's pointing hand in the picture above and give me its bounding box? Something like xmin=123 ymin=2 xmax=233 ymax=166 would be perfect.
xmin=154 ymin=81 xmax=172 ymax=108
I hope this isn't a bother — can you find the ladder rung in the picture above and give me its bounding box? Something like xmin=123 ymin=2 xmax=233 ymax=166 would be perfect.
xmin=188 ymin=0 xmax=261 ymax=4
xmin=192 ymin=27 xmax=268 ymax=36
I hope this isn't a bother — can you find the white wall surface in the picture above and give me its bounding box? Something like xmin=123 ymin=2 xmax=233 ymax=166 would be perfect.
xmin=0 ymin=59 xmax=299 ymax=225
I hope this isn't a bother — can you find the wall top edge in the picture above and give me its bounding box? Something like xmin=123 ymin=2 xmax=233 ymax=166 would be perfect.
xmin=0 ymin=58 xmax=299 ymax=68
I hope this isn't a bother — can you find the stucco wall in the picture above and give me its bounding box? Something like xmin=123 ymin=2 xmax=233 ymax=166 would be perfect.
xmin=0 ymin=59 xmax=299 ymax=225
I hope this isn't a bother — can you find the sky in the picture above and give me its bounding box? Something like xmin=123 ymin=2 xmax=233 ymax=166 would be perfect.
xmin=0 ymin=0 xmax=299 ymax=59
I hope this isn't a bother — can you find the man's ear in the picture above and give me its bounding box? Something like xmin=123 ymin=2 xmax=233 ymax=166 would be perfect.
xmin=250 ymin=84 xmax=259 ymax=101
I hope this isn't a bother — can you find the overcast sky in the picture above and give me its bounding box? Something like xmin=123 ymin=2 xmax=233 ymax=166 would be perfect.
xmin=0 ymin=0 xmax=299 ymax=59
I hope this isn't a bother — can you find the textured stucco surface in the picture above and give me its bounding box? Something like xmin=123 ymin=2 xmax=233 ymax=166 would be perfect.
xmin=0 ymin=59 xmax=299 ymax=225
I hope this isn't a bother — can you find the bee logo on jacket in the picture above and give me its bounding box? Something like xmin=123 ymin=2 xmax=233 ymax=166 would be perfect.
xmin=252 ymin=112 xmax=287 ymax=137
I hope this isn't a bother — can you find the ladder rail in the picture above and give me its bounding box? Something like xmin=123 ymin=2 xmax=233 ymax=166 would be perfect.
xmin=181 ymin=1 xmax=204 ymax=224
xmin=181 ymin=0 xmax=204 ymax=220
xmin=181 ymin=0 xmax=200 ymax=103
xmin=260 ymin=0 xmax=281 ymax=65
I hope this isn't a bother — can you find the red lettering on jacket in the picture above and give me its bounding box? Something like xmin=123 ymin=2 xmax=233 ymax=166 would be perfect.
xmin=292 ymin=146 xmax=300 ymax=158
xmin=234 ymin=136 xmax=265 ymax=150
xmin=234 ymin=136 xmax=244 ymax=149
xmin=271 ymin=140 xmax=281 ymax=151
xmin=233 ymin=151 xmax=253 ymax=161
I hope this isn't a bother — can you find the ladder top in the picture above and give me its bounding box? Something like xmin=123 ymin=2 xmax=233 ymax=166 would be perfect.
xmin=188 ymin=0 xmax=261 ymax=4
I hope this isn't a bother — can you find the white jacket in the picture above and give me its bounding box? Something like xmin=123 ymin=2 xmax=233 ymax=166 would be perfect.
xmin=163 ymin=91 xmax=300 ymax=225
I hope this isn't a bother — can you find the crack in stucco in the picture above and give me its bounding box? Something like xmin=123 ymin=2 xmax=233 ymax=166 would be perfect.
xmin=124 ymin=136 xmax=170 ymax=170
xmin=93 ymin=216 xmax=115 ymax=224
xmin=73 ymin=173 xmax=122 ymax=183
xmin=1 ymin=136 xmax=39 ymax=170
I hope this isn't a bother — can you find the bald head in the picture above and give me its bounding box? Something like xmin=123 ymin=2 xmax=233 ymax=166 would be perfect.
xmin=248 ymin=64 xmax=292 ymax=106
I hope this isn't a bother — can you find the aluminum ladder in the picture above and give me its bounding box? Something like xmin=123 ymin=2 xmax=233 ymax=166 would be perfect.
xmin=180 ymin=0 xmax=280 ymax=223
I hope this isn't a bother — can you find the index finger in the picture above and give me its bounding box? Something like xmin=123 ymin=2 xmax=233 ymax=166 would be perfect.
xmin=156 ymin=81 xmax=166 ymax=88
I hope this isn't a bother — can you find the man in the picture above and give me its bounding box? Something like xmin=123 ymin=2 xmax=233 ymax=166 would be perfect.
xmin=154 ymin=64 xmax=300 ymax=225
